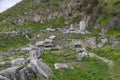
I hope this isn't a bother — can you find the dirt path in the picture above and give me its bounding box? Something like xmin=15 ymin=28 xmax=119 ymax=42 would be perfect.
xmin=88 ymin=53 xmax=115 ymax=68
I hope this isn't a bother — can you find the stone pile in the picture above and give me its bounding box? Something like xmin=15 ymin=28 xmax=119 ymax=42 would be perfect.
xmin=0 ymin=46 xmax=53 ymax=80
xmin=35 ymin=35 xmax=61 ymax=51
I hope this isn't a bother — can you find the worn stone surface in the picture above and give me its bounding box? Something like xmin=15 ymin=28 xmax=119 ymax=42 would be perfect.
xmin=29 ymin=47 xmax=44 ymax=59
xmin=77 ymin=49 xmax=88 ymax=61
xmin=11 ymin=58 xmax=25 ymax=67
xmin=49 ymin=35 xmax=56 ymax=40
xmin=46 ymin=28 xmax=55 ymax=32
xmin=97 ymin=38 xmax=108 ymax=48
xmin=0 ymin=67 xmax=19 ymax=80
xmin=20 ymin=47 xmax=32 ymax=53
xmin=0 ymin=75 xmax=10 ymax=80
xmin=79 ymin=20 xmax=86 ymax=31
xmin=8 ymin=49 xmax=20 ymax=55
xmin=109 ymin=37 xmax=120 ymax=46
xmin=33 ymin=14 xmax=41 ymax=23
xmin=54 ymin=63 xmax=73 ymax=70
xmin=71 ymin=40 xmax=85 ymax=49
xmin=0 ymin=66 xmax=34 ymax=80
xmin=28 ymin=59 xmax=53 ymax=79
xmin=16 ymin=66 xmax=34 ymax=80
xmin=44 ymin=39 xmax=54 ymax=48
xmin=87 ymin=37 xmax=97 ymax=49
xmin=35 ymin=41 xmax=45 ymax=47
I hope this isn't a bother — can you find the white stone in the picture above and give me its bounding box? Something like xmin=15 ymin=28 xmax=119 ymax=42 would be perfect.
xmin=79 ymin=20 xmax=86 ymax=31
xmin=46 ymin=28 xmax=55 ymax=32
xmin=49 ymin=35 xmax=56 ymax=40
xmin=35 ymin=41 xmax=45 ymax=47
xmin=77 ymin=50 xmax=88 ymax=61
xmin=54 ymin=63 xmax=73 ymax=70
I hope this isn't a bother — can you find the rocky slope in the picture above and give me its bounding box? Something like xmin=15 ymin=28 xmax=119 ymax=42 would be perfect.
xmin=0 ymin=0 xmax=120 ymax=80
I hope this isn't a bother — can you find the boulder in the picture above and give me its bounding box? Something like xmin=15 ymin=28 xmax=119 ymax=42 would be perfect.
xmin=11 ymin=58 xmax=25 ymax=67
xmin=20 ymin=47 xmax=32 ymax=53
xmin=29 ymin=47 xmax=44 ymax=59
xmin=0 ymin=75 xmax=10 ymax=80
xmin=87 ymin=37 xmax=97 ymax=49
xmin=0 ymin=66 xmax=34 ymax=80
xmin=54 ymin=63 xmax=73 ymax=70
xmin=28 ymin=59 xmax=53 ymax=79
xmin=15 ymin=66 xmax=34 ymax=80
xmin=97 ymin=38 xmax=108 ymax=48
xmin=0 ymin=67 xmax=19 ymax=80
xmin=71 ymin=40 xmax=85 ymax=49
xmin=33 ymin=14 xmax=41 ymax=23
xmin=44 ymin=39 xmax=54 ymax=48
xmin=49 ymin=35 xmax=56 ymax=40
xmin=109 ymin=37 xmax=120 ymax=46
xmin=0 ymin=62 xmax=5 ymax=67
xmin=77 ymin=49 xmax=89 ymax=61
xmin=35 ymin=41 xmax=45 ymax=47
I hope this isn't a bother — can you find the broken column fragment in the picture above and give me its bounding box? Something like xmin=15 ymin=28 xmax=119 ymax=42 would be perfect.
xmin=28 ymin=59 xmax=53 ymax=79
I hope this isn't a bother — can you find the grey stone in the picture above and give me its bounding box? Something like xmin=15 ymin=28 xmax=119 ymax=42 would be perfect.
xmin=20 ymin=47 xmax=32 ymax=53
xmin=35 ymin=41 xmax=45 ymax=47
xmin=77 ymin=48 xmax=88 ymax=61
xmin=46 ymin=28 xmax=55 ymax=32
xmin=44 ymin=39 xmax=54 ymax=48
xmin=0 ymin=75 xmax=10 ymax=80
xmin=79 ymin=20 xmax=86 ymax=31
xmin=87 ymin=37 xmax=97 ymax=49
xmin=49 ymin=35 xmax=56 ymax=40
xmin=109 ymin=37 xmax=120 ymax=46
xmin=16 ymin=66 xmax=34 ymax=80
xmin=28 ymin=59 xmax=53 ymax=79
xmin=11 ymin=58 xmax=25 ymax=67
xmin=97 ymin=38 xmax=108 ymax=48
xmin=0 ymin=66 xmax=34 ymax=80
xmin=29 ymin=47 xmax=44 ymax=59
xmin=0 ymin=67 xmax=19 ymax=80
xmin=71 ymin=40 xmax=85 ymax=49
xmin=33 ymin=14 xmax=41 ymax=23
xmin=54 ymin=63 xmax=73 ymax=70
xmin=51 ymin=46 xmax=62 ymax=51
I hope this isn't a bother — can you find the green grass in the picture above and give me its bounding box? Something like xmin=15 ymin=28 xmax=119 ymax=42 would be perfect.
xmin=105 ymin=29 xmax=120 ymax=40
xmin=42 ymin=50 xmax=110 ymax=80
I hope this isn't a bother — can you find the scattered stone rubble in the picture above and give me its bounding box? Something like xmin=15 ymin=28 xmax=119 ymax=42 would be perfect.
xmin=0 ymin=45 xmax=53 ymax=80
xmin=45 ymin=20 xmax=90 ymax=34
xmin=0 ymin=29 xmax=31 ymax=40
xmin=0 ymin=23 xmax=117 ymax=80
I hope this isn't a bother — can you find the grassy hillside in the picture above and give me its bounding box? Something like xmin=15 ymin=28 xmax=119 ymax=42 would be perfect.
xmin=0 ymin=0 xmax=120 ymax=80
